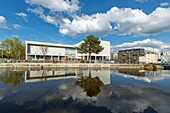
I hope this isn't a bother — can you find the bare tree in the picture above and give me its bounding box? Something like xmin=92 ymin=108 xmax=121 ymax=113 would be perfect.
xmin=40 ymin=44 xmax=48 ymax=62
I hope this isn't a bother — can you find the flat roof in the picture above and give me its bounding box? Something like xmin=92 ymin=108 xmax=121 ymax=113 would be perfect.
xmin=26 ymin=41 xmax=75 ymax=48
xmin=119 ymin=48 xmax=144 ymax=52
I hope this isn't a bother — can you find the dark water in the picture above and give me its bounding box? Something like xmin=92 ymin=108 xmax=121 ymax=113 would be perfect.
xmin=0 ymin=69 xmax=170 ymax=113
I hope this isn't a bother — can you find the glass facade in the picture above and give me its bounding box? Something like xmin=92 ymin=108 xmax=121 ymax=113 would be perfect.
xmin=65 ymin=48 xmax=75 ymax=56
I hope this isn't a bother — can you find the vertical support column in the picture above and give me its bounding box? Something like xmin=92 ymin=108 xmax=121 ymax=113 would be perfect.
xmin=102 ymin=56 xmax=104 ymax=61
xmin=95 ymin=56 xmax=97 ymax=63
xmin=58 ymin=56 xmax=60 ymax=60
xmin=25 ymin=42 xmax=27 ymax=60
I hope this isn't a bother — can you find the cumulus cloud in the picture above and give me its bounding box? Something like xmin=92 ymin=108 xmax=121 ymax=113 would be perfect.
xmin=26 ymin=1 xmax=170 ymax=37
xmin=59 ymin=7 xmax=170 ymax=36
xmin=111 ymin=38 xmax=170 ymax=52
xmin=27 ymin=7 xmax=44 ymax=15
xmin=160 ymin=2 xmax=169 ymax=7
xmin=27 ymin=7 xmax=62 ymax=26
xmin=16 ymin=12 xmax=28 ymax=22
xmin=25 ymin=0 xmax=80 ymax=13
xmin=0 ymin=16 xmax=8 ymax=28
xmin=59 ymin=14 xmax=113 ymax=37
xmin=13 ymin=24 xmax=23 ymax=29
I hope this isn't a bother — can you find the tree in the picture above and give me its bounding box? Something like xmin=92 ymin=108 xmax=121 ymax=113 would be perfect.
xmin=0 ymin=38 xmax=13 ymax=59
xmin=77 ymin=35 xmax=104 ymax=63
xmin=75 ymin=71 xmax=103 ymax=97
xmin=40 ymin=44 xmax=48 ymax=61
xmin=0 ymin=37 xmax=25 ymax=61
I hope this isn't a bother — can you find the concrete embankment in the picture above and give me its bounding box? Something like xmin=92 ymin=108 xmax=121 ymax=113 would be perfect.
xmin=0 ymin=63 xmax=144 ymax=69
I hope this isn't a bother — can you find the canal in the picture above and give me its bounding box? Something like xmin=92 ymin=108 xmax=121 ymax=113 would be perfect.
xmin=0 ymin=68 xmax=170 ymax=113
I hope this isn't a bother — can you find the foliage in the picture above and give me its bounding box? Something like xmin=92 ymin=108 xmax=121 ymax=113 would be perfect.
xmin=0 ymin=37 xmax=25 ymax=60
xmin=75 ymin=71 xmax=103 ymax=97
xmin=0 ymin=71 xmax=24 ymax=87
xmin=152 ymin=65 xmax=157 ymax=71
xmin=77 ymin=35 xmax=104 ymax=62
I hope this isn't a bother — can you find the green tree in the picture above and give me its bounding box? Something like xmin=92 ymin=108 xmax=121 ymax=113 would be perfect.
xmin=77 ymin=35 xmax=104 ymax=63
xmin=0 ymin=37 xmax=25 ymax=60
xmin=12 ymin=37 xmax=25 ymax=60
xmin=75 ymin=71 xmax=103 ymax=97
xmin=0 ymin=38 xmax=13 ymax=59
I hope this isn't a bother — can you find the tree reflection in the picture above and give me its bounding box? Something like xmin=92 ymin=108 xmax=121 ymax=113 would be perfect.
xmin=0 ymin=71 xmax=24 ymax=87
xmin=40 ymin=71 xmax=48 ymax=81
xmin=75 ymin=71 xmax=103 ymax=97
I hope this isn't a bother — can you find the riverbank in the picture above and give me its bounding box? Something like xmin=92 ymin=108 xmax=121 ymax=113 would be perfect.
xmin=0 ymin=63 xmax=144 ymax=69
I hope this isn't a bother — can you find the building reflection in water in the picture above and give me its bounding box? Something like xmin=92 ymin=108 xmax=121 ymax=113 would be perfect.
xmin=75 ymin=71 xmax=104 ymax=97
xmin=25 ymin=70 xmax=77 ymax=82
xmin=117 ymin=69 xmax=170 ymax=83
xmin=24 ymin=69 xmax=111 ymax=85
xmin=24 ymin=69 xmax=110 ymax=97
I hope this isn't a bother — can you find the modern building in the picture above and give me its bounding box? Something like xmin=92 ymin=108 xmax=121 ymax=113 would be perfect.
xmin=118 ymin=49 xmax=145 ymax=64
xmin=160 ymin=52 xmax=170 ymax=63
xmin=25 ymin=40 xmax=110 ymax=61
xmin=118 ymin=49 xmax=159 ymax=64
xmin=139 ymin=52 xmax=158 ymax=64
xmin=145 ymin=52 xmax=158 ymax=64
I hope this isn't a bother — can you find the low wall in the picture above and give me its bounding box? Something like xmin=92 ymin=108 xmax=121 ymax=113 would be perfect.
xmin=0 ymin=63 xmax=144 ymax=69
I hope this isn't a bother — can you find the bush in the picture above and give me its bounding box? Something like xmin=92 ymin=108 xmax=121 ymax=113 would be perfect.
xmin=152 ymin=65 xmax=157 ymax=71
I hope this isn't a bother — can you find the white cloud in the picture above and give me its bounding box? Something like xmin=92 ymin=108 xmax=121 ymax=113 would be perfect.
xmin=16 ymin=12 xmax=28 ymax=22
xmin=135 ymin=0 xmax=148 ymax=3
xmin=0 ymin=16 xmax=8 ymax=28
xmin=59 ymin=7 xmax=170 ymax=36
xmin=13 ymin=24 xmax=23 ymax=29
xmin=25 ymin=0 xmax=80 ymax=13
xmin=26 ymin=1 xmax=170 ymax=37
xmin=27 ymin=7 xmax=44 ymax=15
xmin=27 ymin=7 xmax=61 ymax=26
xmin=160 ymin=2 xmax=169 ymax=7
xmin=59 ymin=14 xmax=113 ymax=37
xmin=111 ymin=38 xmax=170 ymax=52
xmin=12 ymin=35 xmax=19 ymax=38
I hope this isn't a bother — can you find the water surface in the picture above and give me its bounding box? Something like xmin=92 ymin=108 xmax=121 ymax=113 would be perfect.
xmin=0 ymin=69 xmax=170 ymax=113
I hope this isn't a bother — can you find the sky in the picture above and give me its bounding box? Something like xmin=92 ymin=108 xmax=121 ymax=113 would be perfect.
xmin=0 ymin=0 xmax=170 ymax=52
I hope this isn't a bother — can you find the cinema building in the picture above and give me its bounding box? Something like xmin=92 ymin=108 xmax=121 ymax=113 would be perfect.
xmin=25 ymin=40 xmax=110 ymax=61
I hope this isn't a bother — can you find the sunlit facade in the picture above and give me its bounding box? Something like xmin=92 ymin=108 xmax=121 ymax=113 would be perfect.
xmin=25 ymin=40 xmax=110 ymax=61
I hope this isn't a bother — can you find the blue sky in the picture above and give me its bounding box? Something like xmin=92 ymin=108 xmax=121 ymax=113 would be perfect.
xmin=0 ymin=0 xmax=170 ymax=52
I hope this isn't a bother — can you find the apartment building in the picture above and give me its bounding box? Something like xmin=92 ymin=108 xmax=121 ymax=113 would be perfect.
xmin=118 ymin=49 xmax=145 ymax=64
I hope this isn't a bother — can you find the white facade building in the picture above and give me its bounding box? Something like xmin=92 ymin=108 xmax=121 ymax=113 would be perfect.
xmin=145 ymin=52 xmax=158 ymax=64
xmin=25 ymin=40 xmax=110 ymax=61
xmin=139 ymin=52 xmax=158 ymax=64
xmin=75 ymin=40 xmax=110 ymax=61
